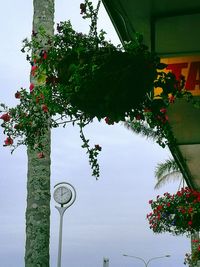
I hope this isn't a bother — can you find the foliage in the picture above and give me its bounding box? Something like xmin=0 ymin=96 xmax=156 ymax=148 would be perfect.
xmin=147 ymin=187 xmax=200 ymax=236
xmin=0 ymin=0 xmax=190 ymax=178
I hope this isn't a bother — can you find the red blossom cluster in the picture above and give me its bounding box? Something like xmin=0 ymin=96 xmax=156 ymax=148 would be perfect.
xmin=4 ymin=137 xmax=13 ymax=146
xmin=0 ymin=51 xmax=49 ymax=155
xmin=147 ymin=187 xmax=200 ymax=235
xmin=0 ymin=113 xmax=11 ymax=122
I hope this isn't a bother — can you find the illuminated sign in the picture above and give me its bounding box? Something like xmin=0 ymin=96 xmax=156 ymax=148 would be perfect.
xmin=161 ymin=56 xmax=200 ymax=96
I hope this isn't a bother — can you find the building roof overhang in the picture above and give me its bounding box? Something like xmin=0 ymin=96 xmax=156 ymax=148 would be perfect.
xmin=102 ymin=0 xmax=200 ymax=189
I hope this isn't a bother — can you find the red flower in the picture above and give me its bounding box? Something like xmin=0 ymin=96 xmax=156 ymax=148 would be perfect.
xmin=29 ymin=83 xmax=35 ymax=93
xmin=188 ymin=207 xmax=193 ymax=214
xmin=15 ymin=91 xmax=21 ymax=99
xmin=105 ymin=117 xmax=114 ymax=125
xmin=135 ymin=114 xmax=141 ymax=120
xmin=167 ymin=203 xmax=170 ymax=207
xmin=192 ymin=239 xmax=199 ymax=243
xmin=40 ymin=50 xmax=47 ymax=60
xmin=41 ymin=104 xmax=48 ymax=113
xmin=177 ymin=191 xmax=183 ymax=197
xmin=43 ymin=51 xmax=47 ymax=60
xmin=31 ymin=65 xmax=38 ymax=76
xmin=0 ymin=113 xmax=11 ymax=122
xmin=188 ymin=221 xmax=192 ymax=226
xmin=168 ymin=95 xmax=175 ymax=103
xmin=4 ymin=137 xmax=13 ymax=146
xmin=95 ymin=144 xmax=102 ymax=151
xmin=165 ymin=115 xmax=169 ymax=121
xmin=149 ymin=200 xmax=153 ymax=204
xmin=14 ymin=123 xmax=23 ymax=130
xmin=160 ymin=108 xmax=167 ymax=114
xmin=144 ymin=108 xmax=152 ymax=113
xmin=37 ymin=152 xmax=45 ymax=159
xmin=180 ymin=208 xmax=186 ymax=214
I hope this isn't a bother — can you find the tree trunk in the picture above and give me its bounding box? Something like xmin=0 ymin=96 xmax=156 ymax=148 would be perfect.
xmin=25 ymin=1 xmax=54 ymax=266
xmin=191 ymin=232 xmax=200 ymax=267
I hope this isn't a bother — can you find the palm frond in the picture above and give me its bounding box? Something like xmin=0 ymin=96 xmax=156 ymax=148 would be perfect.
xmin=154 ymin=158 xmax=183 ymax=189
xmin=124 ymin=120 xmax=158 ymax=141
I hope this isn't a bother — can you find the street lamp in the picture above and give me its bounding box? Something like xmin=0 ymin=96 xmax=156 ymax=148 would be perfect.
xmin=54 ymin=182 xmax=76 ymax=267
xmin=123 ymin=254 xmax=170 ymax=266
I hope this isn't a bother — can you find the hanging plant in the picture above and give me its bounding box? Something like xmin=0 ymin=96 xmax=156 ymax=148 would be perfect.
xmin=0 ymin=0 xmax=182 ymax=178
xmin=147 ymin=187 xmax=200 ymax=236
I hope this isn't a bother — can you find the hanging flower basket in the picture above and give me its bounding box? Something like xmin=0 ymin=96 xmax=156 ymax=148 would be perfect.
xmin=58 ymin=50 xmax=156 ymax=121
xmin=30 ymin=20 xmax=158 ymax=122
xmin=147 ymin=187 xmax=200 ymax=235
xmin=0 ymin=0 xmax=183 ymax=178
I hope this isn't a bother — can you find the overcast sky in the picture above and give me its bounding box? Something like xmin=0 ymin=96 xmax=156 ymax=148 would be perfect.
xmin=0 ymin=1 xmax=190 ymax=267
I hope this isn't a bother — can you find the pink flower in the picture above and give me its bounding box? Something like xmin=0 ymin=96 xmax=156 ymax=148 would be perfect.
xmin=29 ymin=83 xmax=35 ymax=92
xmin=0 ymin=113 xmax=11 ymax=122
xmin=4 ymin=137 xmax=13 ymax=146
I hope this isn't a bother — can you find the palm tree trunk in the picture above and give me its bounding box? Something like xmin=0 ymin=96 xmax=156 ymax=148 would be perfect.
xmin=25 ymin=1 xmax=54 ymax=266
xmin=191 ymin=232 xmax=200 ymax=267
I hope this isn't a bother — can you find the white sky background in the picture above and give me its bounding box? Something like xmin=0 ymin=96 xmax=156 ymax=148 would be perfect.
xmin=0 ymin=1 xmax=190 ymax=267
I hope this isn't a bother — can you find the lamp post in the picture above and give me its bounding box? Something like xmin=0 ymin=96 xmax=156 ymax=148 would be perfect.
xmin=103 ymin=257 xmax=109 ymax=267
xmin=54 ymin=182 xmax=76 ymax=267
xmin=123 ymin=254 xmax=170 ymax=266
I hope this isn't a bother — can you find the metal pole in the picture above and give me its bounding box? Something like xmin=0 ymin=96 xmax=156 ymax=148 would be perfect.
xmin=103 ymin=257 xmax=109 ymax=267
xmin=146 ymin=255 xmax=171 ymax=266
xmin=123 ymin=254 xmax=170 ymax=266
xmin=54 ymin=182 xmax=76 ymax=267
xmin=56 ymin=206 xmax=67 ymax=267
